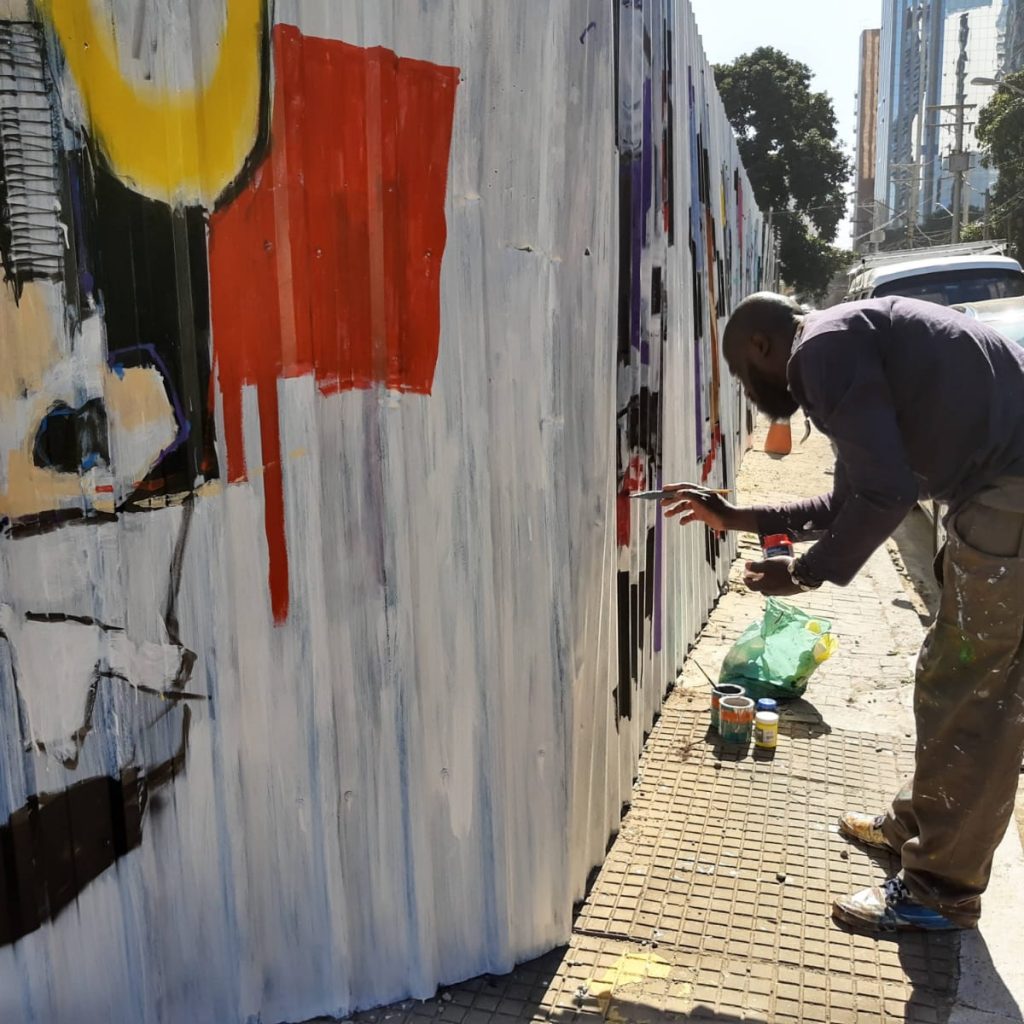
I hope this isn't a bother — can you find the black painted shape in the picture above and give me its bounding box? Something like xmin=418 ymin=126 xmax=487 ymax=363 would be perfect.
xmin=690 ymin=234 xmax=703 ymax=334
xmin=24 ymin=612 xmax=121 ymax=629
xmin=705 ymin=522 xmax=720 ymax=571
xmin=0 ymin=771 xmax=145 ymax=947
xmin=651 ymin=267 xmax=663 ymax=316
xmin=0 ymin=116 xmax=18 ymax=298
xmin=716 ymin=251 xmax=727 ymax=318
xmin=620 ymin=387 xmax=663 ymax=463
xmin=0 ymin=697 xmax=192 ymax=949
xmin=643 ymin=525 xmax=656 ymax=626
xmin=615 ymin=525 xmax=661 ymax=726
xmin=616 ymin=162 xmax=637 ymax=366
xmin=163 ymin=497 xmax=194 ymax=650
xmin=89 ymin=164 xmax=219 ymax=506
xmin=32 ymin=399 xmax=109 ymax=475
xmin=615 ymin=570 xmax=632 ymax=725
xmin=61 ymin=146 xmax=98 ymax=327
xmin=4 ymin=508 xmax=118 ymax=539
xmin=0 ymin=21 xmax=64 ymax=301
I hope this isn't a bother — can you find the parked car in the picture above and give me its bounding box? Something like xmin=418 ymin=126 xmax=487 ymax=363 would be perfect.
xmin=918 ymin=296 xmax=1024 ymax=551
xmin=950 ymin=294 xmax=1024 ymax=344
xmin=846 ymin=254 xmax=1024 ymax=306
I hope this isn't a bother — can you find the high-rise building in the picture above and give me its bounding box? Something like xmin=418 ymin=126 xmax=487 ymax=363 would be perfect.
xmin=1003 ymin=0 xmax=1024 ymax=70
xmin=854 ymin=30 xmax=882 ymax=252
xmin=874 ymin=0 xmax=1004 ymax=243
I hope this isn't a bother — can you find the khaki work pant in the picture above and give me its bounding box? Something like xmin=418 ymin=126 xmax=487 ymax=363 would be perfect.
xmin=881 ymin=479 xmax=1024 ymax=927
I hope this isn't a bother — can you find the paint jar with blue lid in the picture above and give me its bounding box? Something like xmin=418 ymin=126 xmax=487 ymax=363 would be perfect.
xmin=755 ymin=698 xmax=778 ymax=715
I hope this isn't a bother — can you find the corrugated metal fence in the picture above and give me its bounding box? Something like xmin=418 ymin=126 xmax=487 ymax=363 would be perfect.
xmin=0 ymin=2 xmax=773 ymax=1021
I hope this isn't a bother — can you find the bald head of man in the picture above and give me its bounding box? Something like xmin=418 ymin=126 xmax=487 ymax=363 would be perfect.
xmin=722 ymin=292 xmax=805 ymax=420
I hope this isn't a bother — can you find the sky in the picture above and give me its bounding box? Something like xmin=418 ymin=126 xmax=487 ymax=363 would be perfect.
xmin=688 ymin=0 xmax=884 ymax=248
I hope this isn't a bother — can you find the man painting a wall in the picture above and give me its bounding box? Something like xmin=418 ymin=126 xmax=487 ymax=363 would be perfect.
xmin=664 ymin=293 xmax=1024 ymax=933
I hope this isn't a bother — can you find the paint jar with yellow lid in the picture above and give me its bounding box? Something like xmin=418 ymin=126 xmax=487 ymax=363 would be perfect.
xmin=754 ymin=711 xmax=779 ymax=751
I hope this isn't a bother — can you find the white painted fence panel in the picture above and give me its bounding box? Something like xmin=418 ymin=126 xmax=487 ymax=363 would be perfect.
xmin=0 ymin=2 xmax=772 ymax=1021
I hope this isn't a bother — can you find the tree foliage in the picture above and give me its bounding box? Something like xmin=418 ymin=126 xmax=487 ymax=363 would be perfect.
xmin=714 ymin=47 xmax=852 ymax=301
xmin=777 ymin=229 xmax=856 ymax=301
xmin=976 ymin=70 xmax=1024 ymax=256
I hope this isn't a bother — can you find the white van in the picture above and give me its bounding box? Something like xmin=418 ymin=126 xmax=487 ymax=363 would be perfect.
xmin=846 ymin=254 xmax=1024 ymax=306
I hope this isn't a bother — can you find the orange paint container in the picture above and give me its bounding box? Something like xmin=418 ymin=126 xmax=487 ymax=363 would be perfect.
xmin=711 ymin=683 xmax=746 ymax=731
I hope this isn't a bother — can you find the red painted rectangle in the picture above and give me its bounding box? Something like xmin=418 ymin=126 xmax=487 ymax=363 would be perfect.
xmin=209 ymin=24 xmax=459 ymax=623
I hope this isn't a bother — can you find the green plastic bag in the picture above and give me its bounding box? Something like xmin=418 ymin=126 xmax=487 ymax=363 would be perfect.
xmin=718 ymin=597 xmax=837 ymax=701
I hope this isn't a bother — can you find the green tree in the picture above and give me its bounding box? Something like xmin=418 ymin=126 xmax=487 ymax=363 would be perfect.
xmin=976 ymin=70 xmax=1024 ymax=256
xmin=714 ymin=47 xmax=852 ymax=301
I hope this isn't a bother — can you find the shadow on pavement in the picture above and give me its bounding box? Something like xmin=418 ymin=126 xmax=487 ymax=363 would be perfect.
xmin=949 ymin=927 xmax=1024 ymax=1023
xmin=779 ymin=696 xmax=833 ymax=738
xmin=551 ymin=1000 xmax=753 ymax=1024
xmin=829 ymin=919 xmax=963 ymax=1024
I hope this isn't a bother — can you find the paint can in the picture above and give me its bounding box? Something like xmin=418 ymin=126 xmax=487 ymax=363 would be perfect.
xmin=711 ymin=683 xmax=746 ymax=732
xmin=755 ymin=698 xmax=778 ymax=715
xmin=719 ymin=695 xmax=755 ymax=747
xmin=761 ymin=533 xmax=794 ymax=559
xmin=754 ymin=711 xmax=779 ymax=751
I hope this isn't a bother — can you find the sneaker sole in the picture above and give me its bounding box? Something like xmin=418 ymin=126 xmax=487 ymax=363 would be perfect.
xmin=831 ymin=901 xmax=898 ymax=934
xmin=837 ymin=818 xmax=895 ymax=853
xmin=831 ymin=900 xmax=964 ymax=934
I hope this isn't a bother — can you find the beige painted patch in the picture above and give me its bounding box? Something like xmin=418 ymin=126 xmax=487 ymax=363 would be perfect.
xmin=0 ymin=365 xmax=176 ymax=521
xmin=1 ymin=447 xmax=85 ymax=520
xmin=105 ymin=366 xmax=175 ymax=434
xmin=0 ymin=283 xmax=62 ymax=404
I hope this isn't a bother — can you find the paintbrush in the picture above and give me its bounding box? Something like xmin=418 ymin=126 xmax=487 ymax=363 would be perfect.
xmin=630 ymin=488 xmax=732 ymax=501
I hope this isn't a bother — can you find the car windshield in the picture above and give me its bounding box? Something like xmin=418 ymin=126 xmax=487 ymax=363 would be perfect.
xmin=873 ymin=268 xmax=1024 ymax=305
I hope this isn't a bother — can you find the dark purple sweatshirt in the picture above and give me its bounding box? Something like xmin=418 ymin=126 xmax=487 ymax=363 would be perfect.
xmin=754 ymin=296 xmax=1024 ymax=585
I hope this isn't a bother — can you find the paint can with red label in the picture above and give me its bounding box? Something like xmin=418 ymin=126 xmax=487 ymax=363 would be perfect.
xmin=719 ymin=695 xmax=756 ymax=748
xmin=711 ymin=683 xmax=746 ymax=731
xmin=761 ymin=533 xmax=794 ymax=559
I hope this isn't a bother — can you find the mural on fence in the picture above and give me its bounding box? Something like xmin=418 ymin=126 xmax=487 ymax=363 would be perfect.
xmin=0 ymin=0 xmax=458 ymax=945
xmin=0 ymin=2 xmax=769 ymax=1021
xmin=0 ymin=2 xmax=228 ymax=943
xmin=612 ymin=0 xmax=768 ymax=728
xmin=613 ymin=0 xmax=669 ymax=724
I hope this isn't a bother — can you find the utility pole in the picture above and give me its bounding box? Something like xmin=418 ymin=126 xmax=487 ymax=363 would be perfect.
xmin=950 ymin=13 xmax=970 ymax=243
xmin=906 ymin=164 xmax=920 ymax=246
xmin=984 ymin=188 xmax=991 ymax=239
xmin=908 ymin=3 xmax=927 ymax=247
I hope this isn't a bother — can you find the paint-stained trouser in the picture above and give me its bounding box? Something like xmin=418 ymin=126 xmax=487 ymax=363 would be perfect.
xmin=881 ymin=479 xmax=1024 ymax=928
